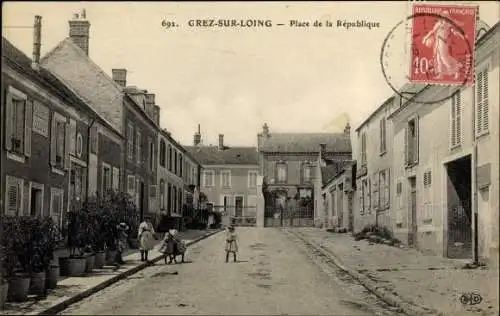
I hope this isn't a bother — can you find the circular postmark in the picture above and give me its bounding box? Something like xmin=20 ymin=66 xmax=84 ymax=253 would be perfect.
xmin=380 ymin=11 xmax=475 ymax=105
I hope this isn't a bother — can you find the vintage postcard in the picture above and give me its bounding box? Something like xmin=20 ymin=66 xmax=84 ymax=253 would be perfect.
xmin=1 ymin=1 xmax=499 ymax=315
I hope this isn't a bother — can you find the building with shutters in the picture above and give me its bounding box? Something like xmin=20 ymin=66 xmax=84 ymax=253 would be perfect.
xmin=386 ymin=22 xmax=499 ymax=265
xmin=185 ymin=131 xmax=260 ymax=227
xmin=157 ymin=128 xmax=201 ymax=231
xmin=258 ymin=123 xmax=352 ymax=227
xmin=1 ymin=22 xmax=119 ymax=227
xmin=41 ymin=11 xmax=160 ymax=221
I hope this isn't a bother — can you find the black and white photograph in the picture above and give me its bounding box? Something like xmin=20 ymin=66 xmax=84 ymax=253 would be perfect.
xmin=1 ymin=1 xmax=499 ymax=315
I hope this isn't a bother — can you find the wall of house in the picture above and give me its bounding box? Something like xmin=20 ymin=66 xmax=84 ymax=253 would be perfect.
xmin=201 ymin=165 xmax=259 ymax=217
xmin=353 ymin=102 xmax=394 ymax=234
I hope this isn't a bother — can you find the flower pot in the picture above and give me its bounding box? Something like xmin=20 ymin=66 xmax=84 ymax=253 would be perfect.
xmin=67 ymin=257 xmax=86 ymax=277
xmin=106 ymin=250 xmax=117 ymax=265
xmin=7 ymin=275 xmax=30 ymax=302
xmin=0 ymin=282 xmax=8 ymax=309
xmin=94 ymin=251 xmax=106 ymax=269
xmin=85 ymin=254 xmax=95 ymax=273
xmin=29 ymin=272 xmax=46 ymax=296
xmin=59 ymin=257 xmax=69 ymax=276
xmin=46 ymin=265 xmax=60 ymax=289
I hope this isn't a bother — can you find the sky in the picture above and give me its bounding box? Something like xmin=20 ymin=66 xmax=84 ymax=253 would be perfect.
xmin=3 ymin=1 xmax=499 ymax=148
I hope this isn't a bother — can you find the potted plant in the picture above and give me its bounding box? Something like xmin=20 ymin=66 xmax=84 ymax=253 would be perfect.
xmin=39 ymin=218 xmax=63 ymax=290
xmin=90 ymin=210 xmax=106 ymax=269
xmin=2 ymin=216 xmax=32 ymax=302
xmin=65 ymin=209 xmax=88 ymax=276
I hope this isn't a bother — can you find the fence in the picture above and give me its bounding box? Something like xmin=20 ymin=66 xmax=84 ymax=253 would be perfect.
xmin=264 ymin=206 xmax=314 ymax=227
xmin=212 ymin=205 xmax=257 ymax=227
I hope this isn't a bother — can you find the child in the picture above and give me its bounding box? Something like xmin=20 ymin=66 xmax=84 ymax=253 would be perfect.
xmin=225 ymin=225 xmax=238 ymax=263
xmin=116 ymin=222 xmax=129 ymax=265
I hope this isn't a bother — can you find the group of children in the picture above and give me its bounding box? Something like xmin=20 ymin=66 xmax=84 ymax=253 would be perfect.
xmin=114 ymin=219 xmax=240 ymax=264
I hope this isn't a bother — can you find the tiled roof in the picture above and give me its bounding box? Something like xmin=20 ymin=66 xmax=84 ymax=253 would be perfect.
xmin=2 ymin=37 xmax=119 ymax=134
xmin=260 ymin=133 xmax=351 ymax=153
xmin=184 ymin=145 xmax=258 ymax=165
xmin=321 ymin=160 xmax=354 ymax=187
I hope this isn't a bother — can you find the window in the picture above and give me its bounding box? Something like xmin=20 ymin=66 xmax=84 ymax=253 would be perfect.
xmin=405 ymin=117 xmax=419 ymax=165
xmin=179 ymin=155 xmax=183 ymax=177
xmin=50 ymin=187 xmax=64 ymax=228
xmin=159 ymin=180 xmax=165 ymax=209
xmin=380 ymin=117 xmax=387 ymax=154
xmin=127 ymin=175 xmax=136 ymax=198
xmin=4 ymin=176 xmax=23 ymax=216
xmin=172 ymin=185 xmax=177 ymax=214
xmin=174 ymin=151 xmax=178 ymax=174
xmin=203 ymin=170 xmax=215 ymax=187
xmin=168 ymin=145 xmax=173 ymax=171
xmin=136 ymin=129 xmax=142 ymax=164
xmin=276 ymin=162 xmax=287 ymax=183
xmin=361 ymin=132 xmax=367 ymax=166
xmin=221 ymin=170 xmax=231 ymax=188
xmin=378 ymin=169 xmax=390 ymax=209
xmin=372 ymin=172 xmax=379 ymax=210
xmin=167 ymin=183 xmax=172 ymax=214
xmin=51 ymin=113 xmax=69 ymax=171
xmin=5 ymin=87 xmax=32 ymax=159
xmin=112 ymin=167 xmax=120 ymax=191
xmin=150 ymin=184 xmax=157 ymax=199
xmin=450 ymin=91 xmax=462 ymax=148
xmin=159 ymin=140 xmax=166 ymax=167
xmin=102 ymin=163 xmax=112 ymax=194
xmin=127 ymin=122 xmax=134 ymax=161
xmin=148 ymin=137 xmax=155 ymax=171
xmin=302 ymin=162 xmax=312 ymax=183
xmin=360 ymin=178 xmax=370 ymax=215
xmin=248 ymin=171 xmax=258 ymax=188
xmin=178 ymin=188 xmax=183 ymax=214
xmin=475 ymin=67 xmax=489 ymax=137
xmin=423 ymin=169 xmax=432 ymax=224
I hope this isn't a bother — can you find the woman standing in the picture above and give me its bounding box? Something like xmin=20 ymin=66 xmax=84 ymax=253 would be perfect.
xmin=225 ymin=226 xmax=238 ymax=263
xmin=138 ymin=216 xmax=155 ymax=262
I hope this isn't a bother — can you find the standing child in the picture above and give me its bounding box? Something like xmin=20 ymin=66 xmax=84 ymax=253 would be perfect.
xmin=225 ymin=226 xmax=238 ymax=263
xmin=116 ymin=222 xmax=129 ymax=265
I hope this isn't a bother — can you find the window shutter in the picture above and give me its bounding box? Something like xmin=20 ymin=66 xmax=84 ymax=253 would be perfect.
xmin=476 ymin=71 xmax=483 ymax=136
xmin=24 ymin=99 xmax=33 ymax=157
xmin=456 ymin=92 xmax=461 ymax=145
xmin=482 ymin=70 xmax=489 ymax=132
xmin=112 ymin=167 xmax=119 ymax=191
xmin=414 ymin=117 xmax=419 ymax=164
xmin=451 ymin=95 xmax=457 ymax=147
xmin=5 ymin=91 xmax=14 ymax=151
xmin=372 ymin=173 xmax=379 ymax=209
xmin=69 ymin=119 xmax=77 ymax=154
xmin=64 ymin=120 xmax=71 ymax=170
xmin=385 ymin=169 xmax=390 ymax=208
xmin=50 ymin=115 xmax=57 ymax=166
xmin=404 ymin=127 xmax=408 ymax=164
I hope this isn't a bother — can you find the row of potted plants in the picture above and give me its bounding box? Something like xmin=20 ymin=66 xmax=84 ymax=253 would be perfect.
xmin=0 ymin=191 xmax=139 ymax=309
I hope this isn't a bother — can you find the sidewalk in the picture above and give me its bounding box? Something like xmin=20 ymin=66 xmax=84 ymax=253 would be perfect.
xmin=1 ymin=229 xmax=222 ymax=316
xmin=291 ymin=228 xmax=499 ymax=316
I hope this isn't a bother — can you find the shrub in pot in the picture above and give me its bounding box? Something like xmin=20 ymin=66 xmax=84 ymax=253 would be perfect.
xmin=1 ymin=216 xmax=32 ymax=302
xmin=0 ymin=246 xmax=9 ymax=309
xmin=65 ymin=209 xmax=89 ymax=277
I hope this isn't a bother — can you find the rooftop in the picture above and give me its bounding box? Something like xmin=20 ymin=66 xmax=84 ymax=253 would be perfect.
xmin=184 ymin=145 xmax=258 ymax=165
xmin=260 ymin=133 xmax=351 ymax=153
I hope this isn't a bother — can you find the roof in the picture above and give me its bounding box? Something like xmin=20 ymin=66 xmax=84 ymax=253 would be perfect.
xmin=184 ymin=145 xmax=259 ymax=165
xmin=160 ymin=129 xmax=198 ymax=164
xmin=321 ymin=160 xmax=354 ymax=187
xmin=2 ymin=37 xmax=120 ymax=136
xmin=260 ymin=133 xmax=351 ymax=153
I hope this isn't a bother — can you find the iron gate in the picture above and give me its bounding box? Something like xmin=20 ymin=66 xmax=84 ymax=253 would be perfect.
xmin=264 ymin=206 xmax=314 ymax=227
xmin=447 ymin=199 xmax=472 ymax=259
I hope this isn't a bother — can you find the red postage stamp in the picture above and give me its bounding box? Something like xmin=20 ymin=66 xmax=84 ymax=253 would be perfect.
xmin=410 ymin=4 xmax=477 ymax=85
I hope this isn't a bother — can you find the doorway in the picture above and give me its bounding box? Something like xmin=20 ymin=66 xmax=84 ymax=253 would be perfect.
xmin=446 ymin=155 xmax=472 ymax=259
xmin=235 ymin=196 xmax=243 ymax=218
xmin=30 ymin=185 xmax=43 ymax=216
xmin=408 ymin=177 xmax=417 ymax=247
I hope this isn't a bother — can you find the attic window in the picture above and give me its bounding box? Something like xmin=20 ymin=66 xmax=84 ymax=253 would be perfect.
xmin=236 ymin=154 xmax=241 ymax=157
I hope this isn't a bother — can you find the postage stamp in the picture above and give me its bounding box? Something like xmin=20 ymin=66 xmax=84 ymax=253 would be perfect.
xmin=410 ymin=4 xmax=477 ymax=85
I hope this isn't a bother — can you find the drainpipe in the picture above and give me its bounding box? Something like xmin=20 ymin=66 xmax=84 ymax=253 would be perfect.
xmin=85 ymin=118 xmax=97 ymax=203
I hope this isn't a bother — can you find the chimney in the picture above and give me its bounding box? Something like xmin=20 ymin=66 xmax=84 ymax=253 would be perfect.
xmin=344 ymin=122 xmax=351 ymax=135
xmin=112 ymin=69 xmax=127 ymax=87
xmin=319 ymin=143 xmax=327 ymax=166
xmin=153 ymin=105 xmax=160 ymax=126
xmin=145 ymin=93 xmax=155 ymax=106
xmin=262 ymin=123 xmax=270 ymax=138
xmin=69 ymin=9 xmax=90 ymax=55
xmin=31 ymin=15 xmax=42 ymax=71
xmin=218 ymin=134 xmax=224 ymax=150
xmin=193 ymin=124 xmax=202 ymax=146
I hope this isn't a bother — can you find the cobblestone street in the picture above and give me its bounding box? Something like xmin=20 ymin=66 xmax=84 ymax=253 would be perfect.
xmin=59 ymin=228 xmax=397 ymax=315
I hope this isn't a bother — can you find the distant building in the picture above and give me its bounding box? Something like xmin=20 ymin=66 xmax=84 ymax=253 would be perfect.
xmin=185 ymin=129 xmax=259 ymax=227
xmin=257 ymin=123 xmax=352 ymax=227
